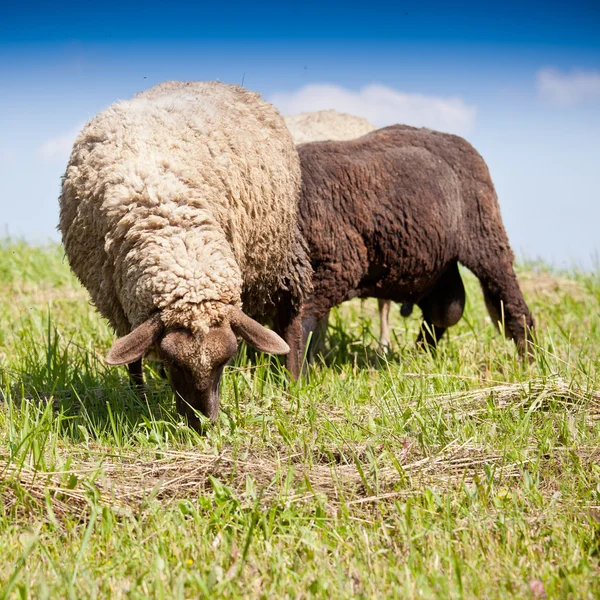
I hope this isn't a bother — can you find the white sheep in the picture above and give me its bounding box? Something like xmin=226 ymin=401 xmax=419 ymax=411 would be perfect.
xmin=284 ymin=110 xmax=376 ymax=144
xmin=59 ymin=81 xmax=312 ymax=423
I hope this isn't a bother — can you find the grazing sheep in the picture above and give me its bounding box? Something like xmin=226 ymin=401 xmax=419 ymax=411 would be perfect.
xmin=284 ymin=110 xmax=405 ymax=352
xmin=59 ymin=81 xmax=311 ymax=423
xmin=284 ymin=110 xmax=379 ymax=353
xmin=282 ymin=124 xmax=533 ymax=375
xmin=284 ymin=110 xmax=376 ymax=144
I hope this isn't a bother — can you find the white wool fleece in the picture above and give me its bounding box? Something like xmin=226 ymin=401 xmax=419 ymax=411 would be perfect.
xmin=60 ymin=81 xmax=308 ymax=336
xmin=284 ymin=110 xmax=376 ymax=144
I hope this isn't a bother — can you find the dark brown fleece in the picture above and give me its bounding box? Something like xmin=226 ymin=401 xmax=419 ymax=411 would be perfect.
xmin=283 ymin=124 xmax=533 ymax=375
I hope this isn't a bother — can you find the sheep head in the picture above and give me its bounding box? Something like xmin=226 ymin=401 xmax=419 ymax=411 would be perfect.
xmin=105 ymin=308 xmax=290 ymax=423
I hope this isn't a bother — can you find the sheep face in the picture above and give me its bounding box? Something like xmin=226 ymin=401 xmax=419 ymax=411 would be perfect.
xmin=159 ymin=325 xmax=238 ymax=422
xmin=105 ymin=307 xmax=290 ymax=423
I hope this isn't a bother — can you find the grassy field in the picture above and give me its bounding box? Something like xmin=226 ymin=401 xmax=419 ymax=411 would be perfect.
xmin=1 ymin=240 xmax=599 ymax=599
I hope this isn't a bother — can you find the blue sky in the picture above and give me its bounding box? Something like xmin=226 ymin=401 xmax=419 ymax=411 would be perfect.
xmin=1 ymin=0 xmax=599 ymax=266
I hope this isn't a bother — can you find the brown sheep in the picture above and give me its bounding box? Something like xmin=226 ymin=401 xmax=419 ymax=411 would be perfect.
xmin=284 ymin=109 xmax=411 ymax=351
xmin=281 ymin=124 xmax=534 ymax=376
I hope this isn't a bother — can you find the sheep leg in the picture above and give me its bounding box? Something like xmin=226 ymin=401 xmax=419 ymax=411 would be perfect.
xmin=279 ymin=311 xmax=321 ymax=379
xmin=459 ymin=237 xmax=534 ymax=356
xmin=416 ymin=261 xmax=465 ymax=350
xmin=275 ymin=296 xmax=307 ymax=380
xmin=300 ymin=313 xmax=322 ymax=372
xmin=378 ymin=299 xmax=392 ymax=352
xmin=127 ymin=359 xmax=145 ymax=391
xmin=310 ymin=311 xmax=330 ymax=361
xmin=283 ymin=313 xmax=304 ymax=380
xmin=416 ymin=323 xmax=447 ymax=349
xmin=473 ymin=264 xmax=534 ymax=357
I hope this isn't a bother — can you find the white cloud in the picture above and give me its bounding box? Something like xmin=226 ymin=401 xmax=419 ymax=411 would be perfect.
xmin=537 ymin=68 xmax=600 ymax=106
xmin=271 ymin=83 xmax=477 ymax=135
xmin=37 ymin=123 xmax=85 ymax=163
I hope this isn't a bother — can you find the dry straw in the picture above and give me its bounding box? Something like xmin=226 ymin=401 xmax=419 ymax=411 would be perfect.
xmin=3 ymin=377 xmax=598 ymax=522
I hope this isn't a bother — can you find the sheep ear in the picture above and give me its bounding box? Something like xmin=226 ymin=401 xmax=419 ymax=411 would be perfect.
xmin=106 ymin=314 xmax=164 ymax=366
xmin=229 ymin=308 xmax=290 ymax=355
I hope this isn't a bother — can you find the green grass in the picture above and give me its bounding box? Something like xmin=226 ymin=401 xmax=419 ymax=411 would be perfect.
xmin=1 ymin=240 xmax=600 ymax=599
